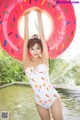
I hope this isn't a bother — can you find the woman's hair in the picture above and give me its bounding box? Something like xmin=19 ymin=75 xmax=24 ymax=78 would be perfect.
xmin=27 ymin=35 xmax=43 ymax=52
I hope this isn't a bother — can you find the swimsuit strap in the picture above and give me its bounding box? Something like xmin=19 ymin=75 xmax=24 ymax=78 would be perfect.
xmin=41 ymin=56 xmax=45 ymax=64
xmin=26 ymin=59 xmax=31 ymax=67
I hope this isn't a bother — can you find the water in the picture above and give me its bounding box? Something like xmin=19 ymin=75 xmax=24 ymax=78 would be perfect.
xmin=59 ymin=89 xmax=80 ymax=120
xmin=0 ymin=85 xmax=80 ymax=120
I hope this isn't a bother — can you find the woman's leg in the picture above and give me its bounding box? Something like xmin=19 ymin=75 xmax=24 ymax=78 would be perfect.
xmin=36 ymin=104 xmax=51 ymax=120
xmin=51 ymin=97 xmax=63 ymax=120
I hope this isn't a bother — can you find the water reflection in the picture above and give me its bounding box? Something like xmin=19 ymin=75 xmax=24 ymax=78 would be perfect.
xmin=58 ymin=89 xmax=80 ymax=120
xmin=0 ymin=85 xmax=80 ymax=120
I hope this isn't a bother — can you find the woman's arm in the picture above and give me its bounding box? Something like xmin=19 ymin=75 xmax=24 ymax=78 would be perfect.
xmin=23 ymin=13 xmax=29 ymax=69
xmin=37 ymin=11 xmax=49 ymax=62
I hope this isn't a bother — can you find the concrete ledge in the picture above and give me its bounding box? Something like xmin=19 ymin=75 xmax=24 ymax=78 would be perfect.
xmin=0 ymin=82 xmax=80 ymax=91
xmin=52 ymin=84 xmax=80 ymax=91
xmin=14 ymin=82 xmax=30 ymax=87
xmin=0 ymin=83 xmax=15 ymax=89
xmin=0 ymin=82 xmax=30 ymax=89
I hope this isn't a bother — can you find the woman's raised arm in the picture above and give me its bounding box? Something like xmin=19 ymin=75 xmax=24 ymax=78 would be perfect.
xmin=37 ymin=11 xmax=49 ymax=61
xmin=23 ymin=13 xmax=29 ymax=69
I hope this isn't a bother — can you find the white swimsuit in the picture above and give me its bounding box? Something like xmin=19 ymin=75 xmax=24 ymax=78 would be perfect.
xmin=25 ymin=63 xmax=60 ymax=109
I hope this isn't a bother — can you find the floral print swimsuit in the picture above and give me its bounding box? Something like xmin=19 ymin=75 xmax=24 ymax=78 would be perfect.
xmin=25 ymin=61 xmax=59 ymax=109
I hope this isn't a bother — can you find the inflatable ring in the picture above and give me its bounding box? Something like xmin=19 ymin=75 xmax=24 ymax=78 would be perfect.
xmin=0 ymin=0 xmax=76 ymax=61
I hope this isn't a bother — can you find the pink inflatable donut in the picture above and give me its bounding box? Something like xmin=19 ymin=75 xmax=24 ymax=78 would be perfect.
xmin=0 ymin=0 xmax=76 ymax=61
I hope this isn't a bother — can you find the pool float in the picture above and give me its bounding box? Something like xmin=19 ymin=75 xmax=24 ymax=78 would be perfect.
xmin=0 ymin=0 xmax=76 ymax=61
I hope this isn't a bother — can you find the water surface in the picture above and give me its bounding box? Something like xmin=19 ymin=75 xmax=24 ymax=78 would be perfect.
xmin=0 ymin=85 xmax=80 ymax=120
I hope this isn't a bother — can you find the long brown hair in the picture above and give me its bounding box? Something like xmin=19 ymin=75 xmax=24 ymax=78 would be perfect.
xmin=27 ymin=35 xmax=43 ymax=52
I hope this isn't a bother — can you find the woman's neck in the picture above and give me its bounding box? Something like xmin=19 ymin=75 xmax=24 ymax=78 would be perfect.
xmin=32 ymin=57 xmax=41 ymax=62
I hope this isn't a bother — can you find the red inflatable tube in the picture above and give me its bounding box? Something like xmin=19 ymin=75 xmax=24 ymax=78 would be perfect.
xmin=0 ymin=0 xmax=76 ymax=61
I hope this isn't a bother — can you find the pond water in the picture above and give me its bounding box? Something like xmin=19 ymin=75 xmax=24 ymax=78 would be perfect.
xmin=0 ymin=85 xmax=80 ymax=120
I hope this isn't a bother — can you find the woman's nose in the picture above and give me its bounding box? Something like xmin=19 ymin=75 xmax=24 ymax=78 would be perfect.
xmin=34 ymin=50 xmax=37 ymax=53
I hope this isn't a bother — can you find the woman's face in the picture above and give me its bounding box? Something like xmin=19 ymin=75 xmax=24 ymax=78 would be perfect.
xmin=29 ymin=43 xmax=42 ymax=58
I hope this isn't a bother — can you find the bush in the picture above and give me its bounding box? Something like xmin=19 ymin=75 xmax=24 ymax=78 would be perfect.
xmin=0 ymin=49 xmax=28 ymax=85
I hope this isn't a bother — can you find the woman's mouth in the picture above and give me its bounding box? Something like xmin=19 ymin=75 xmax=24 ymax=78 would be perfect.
xmin=34 ymin=54 xmax=38 ymax=56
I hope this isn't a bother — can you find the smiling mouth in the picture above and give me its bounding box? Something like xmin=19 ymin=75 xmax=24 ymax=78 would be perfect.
xmin=34 ymin=54 xmax=38 ymax=56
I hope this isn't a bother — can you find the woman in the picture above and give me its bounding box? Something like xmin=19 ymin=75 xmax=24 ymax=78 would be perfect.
xmin=23 ymin=11 xmax=63 ymax=120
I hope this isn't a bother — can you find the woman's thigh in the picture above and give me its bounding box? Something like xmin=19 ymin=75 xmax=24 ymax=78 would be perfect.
xmin=51 ymin=97 xmax=63 ymax=120
xmin=36 ymin=104 xmax=51 ymax=120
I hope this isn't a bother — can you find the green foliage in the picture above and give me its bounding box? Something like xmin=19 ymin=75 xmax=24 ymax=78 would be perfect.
xmin=65 ymin=65 xmax=80 ymax=85
xmin=0 ymin=49 xmax=28 ymax=85
xmin=49 ymin=58 xmax=80 ymax=85
xmin=0 ymin=48 xmax=80 ymax=86
xmin=49 ymin=58 xmax=68 ymax=84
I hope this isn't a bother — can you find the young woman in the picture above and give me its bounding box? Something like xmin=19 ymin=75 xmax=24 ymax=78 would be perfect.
xmin=23 ymin=11 xmax=63 ymax=120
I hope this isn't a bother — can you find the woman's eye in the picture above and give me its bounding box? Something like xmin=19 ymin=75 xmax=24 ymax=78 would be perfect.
xmin=37 ymin=47 xmax=40 ymax=49
xmin=31 ymin=48 xmax=34 ymax=50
